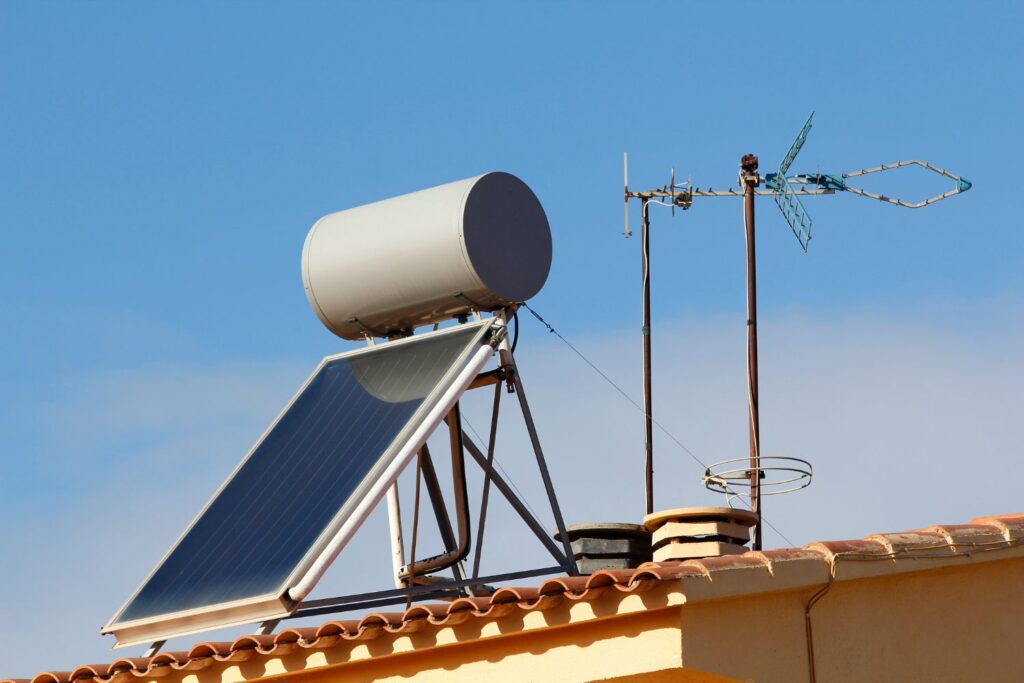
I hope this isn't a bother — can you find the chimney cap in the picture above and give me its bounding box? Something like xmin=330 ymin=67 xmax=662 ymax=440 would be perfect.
xmin=642 ymin=506 xmax=758 ymax=532
xmin=553 ymin=522 xmax=649 ymax=542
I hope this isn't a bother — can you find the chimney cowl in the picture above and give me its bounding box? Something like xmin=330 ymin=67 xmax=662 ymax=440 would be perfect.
xmin=554 ymin=523 xmax=652 ymax=574
xmin=643 ymin=507 xmax=758 ymax=561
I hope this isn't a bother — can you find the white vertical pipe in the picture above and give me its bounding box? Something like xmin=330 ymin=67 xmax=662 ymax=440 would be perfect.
xmin=386 ymin=483 xmax=406 ymax=589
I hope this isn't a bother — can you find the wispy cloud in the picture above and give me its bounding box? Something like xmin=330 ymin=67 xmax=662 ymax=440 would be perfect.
xmin=510 ymin=306 xmax=1022 ymax=547
xmin=2 ymin=306 xmax=1020 ymax=677
xmin=0 ymin=360 xmax=308 ymax=675
xmin=40 ymin=363 xmax=308 ymax=475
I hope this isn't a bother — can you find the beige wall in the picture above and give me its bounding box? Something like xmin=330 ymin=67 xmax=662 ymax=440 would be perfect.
xmin=181 ymin=591 xmax=697 ymax=683
xmin=164 ymin=555 xmax=1023 ymax=683
xmin=679 ymin=557 xmax=1024 ymax=682
xmin=291 ymin=609 xmax=686 ymax=683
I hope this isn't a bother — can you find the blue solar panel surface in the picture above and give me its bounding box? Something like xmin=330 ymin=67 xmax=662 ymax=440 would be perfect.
xmin=113 ymin=324 xmax=485 ymax=624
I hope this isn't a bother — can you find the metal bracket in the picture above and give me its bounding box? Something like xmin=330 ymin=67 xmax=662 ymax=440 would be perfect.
xmin=282 ymin=566 xmax=565 ymax=620
xmin=255 ymin=619 xmax=280 ymax=635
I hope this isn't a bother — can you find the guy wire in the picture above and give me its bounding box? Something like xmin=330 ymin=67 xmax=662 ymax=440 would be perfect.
xmin=519 ymin=302 xmax=795 ymax=548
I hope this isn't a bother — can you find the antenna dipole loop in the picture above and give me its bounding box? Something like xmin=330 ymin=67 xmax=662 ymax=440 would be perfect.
xmin=822 ymin=159 xmax=972 ymax=208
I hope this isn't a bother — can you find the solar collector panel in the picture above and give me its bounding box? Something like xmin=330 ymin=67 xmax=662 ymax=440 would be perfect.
xmin=104 ymin=321 xmax=494 ymax=644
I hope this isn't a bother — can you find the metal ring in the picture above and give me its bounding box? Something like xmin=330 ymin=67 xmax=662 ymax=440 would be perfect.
xmin=702 ymin=456 xmax=813 ymax=498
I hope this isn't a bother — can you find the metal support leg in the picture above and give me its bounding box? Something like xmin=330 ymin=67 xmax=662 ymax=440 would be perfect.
xmin=419 ymin=444 xmax=460 ymax=559
xmin=255 ymin=620 xmax=279 ymax=635
xmin=507 ymin=362 xmax=578 ymax=575
xmin=461 ymin=430 xmax=572 ymax=570
xmin=472 ymin=381 xmax=502 ymax=578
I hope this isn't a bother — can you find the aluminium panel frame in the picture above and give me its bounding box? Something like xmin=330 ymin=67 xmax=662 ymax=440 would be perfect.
xmin=102 ymin=318 xmax=499 ymax=648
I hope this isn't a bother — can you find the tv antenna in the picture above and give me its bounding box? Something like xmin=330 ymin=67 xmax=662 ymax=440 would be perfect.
xmin=623 ymin=113 xmax=972 ymax=550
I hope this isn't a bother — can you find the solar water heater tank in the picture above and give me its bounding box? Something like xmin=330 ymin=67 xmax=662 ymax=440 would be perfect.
xmin=302 ymin=172 xmax=552 ymax=340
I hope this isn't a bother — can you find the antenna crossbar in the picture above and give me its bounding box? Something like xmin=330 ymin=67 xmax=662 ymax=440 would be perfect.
xmin=625 ymin=187 xmax=834 ymax=200
xmin=626 ymin=159 xmax=971 ymax=207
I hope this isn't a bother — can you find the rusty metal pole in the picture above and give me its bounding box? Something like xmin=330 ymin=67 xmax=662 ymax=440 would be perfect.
xmin=641 ymin=198 xmax=654 ymax=516
xmin=739 ymin=154 xmax=763 ymax=551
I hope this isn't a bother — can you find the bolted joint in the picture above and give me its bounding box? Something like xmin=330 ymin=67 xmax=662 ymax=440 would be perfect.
xmin=503 ymin=365 xmax=517 ymax=394
xmin=673 ymin=191 xmax=693 ymax=210
xmin=739 ymin=153 xmax=761 ymax=188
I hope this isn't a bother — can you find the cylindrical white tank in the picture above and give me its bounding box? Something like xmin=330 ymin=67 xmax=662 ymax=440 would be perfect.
xmin=302 ymin=172 xmax=552 ymax=340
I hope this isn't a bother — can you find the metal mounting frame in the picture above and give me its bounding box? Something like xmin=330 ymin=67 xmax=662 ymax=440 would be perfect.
xmin=270 ymin=318 xmax=577 ymax=621
xmin=281 ymin=565 xmax=566 ymax=619
xmin=140 ymin=313 xmax=574 ymax=657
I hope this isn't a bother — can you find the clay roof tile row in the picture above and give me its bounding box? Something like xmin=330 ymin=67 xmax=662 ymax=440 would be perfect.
xmin=5 ymin=512 xmax=1023 ymax=683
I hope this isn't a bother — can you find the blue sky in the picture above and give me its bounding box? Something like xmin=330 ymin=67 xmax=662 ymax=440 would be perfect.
xmin=1 ymin=1 xmax=1022 ymax=676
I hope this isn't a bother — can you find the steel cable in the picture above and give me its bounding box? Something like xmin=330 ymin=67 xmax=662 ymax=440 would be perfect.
xmin=519 ymin=302 xmax=795 ymax=547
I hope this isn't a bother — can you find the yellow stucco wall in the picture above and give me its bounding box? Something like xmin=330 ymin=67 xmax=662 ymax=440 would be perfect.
xmin=180 ymin=590 xmax=696 ymax=683
xmin=285 ymin=609 xmax=685 ymax=683
xmin=149 ymin=553 xmax=1023 ymax=683
xmin=679 ymin=557 xmax=1024 ymax=682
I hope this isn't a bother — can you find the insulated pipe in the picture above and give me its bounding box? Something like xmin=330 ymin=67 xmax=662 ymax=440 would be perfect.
xmin=386 ymin=484 xmax=406 ymax=589
xmin=286 ymin=336 xmax=497 ymax=603
xmin=397 ymin=406 xmax=472 ymax=580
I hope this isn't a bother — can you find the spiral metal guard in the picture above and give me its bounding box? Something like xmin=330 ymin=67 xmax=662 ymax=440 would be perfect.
xmin=702 ymin=456 xmax=813 ymax=501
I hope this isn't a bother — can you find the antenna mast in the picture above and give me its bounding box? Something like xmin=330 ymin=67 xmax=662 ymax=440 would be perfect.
xmin=739 ymin=153 xmax=763 ymax=549
xmin=623 ymin=115 xmax=972 ymax=549
xmin=626 ymin=152 xmax=657 ymax=515
xmin=641 ymin=198 xmax=653 ymax=515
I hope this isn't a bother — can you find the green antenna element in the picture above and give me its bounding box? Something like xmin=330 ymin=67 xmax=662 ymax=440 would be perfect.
xmin=766 ymin=112 xmax=816 ymax=250
xmin=773 ymin=172 xmax=813 ymax=251
xmin=761 ymin=114 xmax=975 ymax=249
xmin=778 ymin=112 xmax=814 ymax=176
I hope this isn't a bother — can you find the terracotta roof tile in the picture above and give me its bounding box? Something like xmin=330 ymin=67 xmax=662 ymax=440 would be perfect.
xmin=183 ymin=642 xmax=232 ymax=659
xmin=632 ymin=560 xmax=708 ymax=581
xmin=315 ymin=619 xmax=361 ymax=638
xmin=690 ymin=553 xmax=769 ymax=571
xmin=805 ymin=538 xmax=889 ymax=557
xmin=6 ymin=511 xmax=1023 ymax=683
xmin=926 ymin=523 xmax=1008 ymax=550
xmin=753 ymin=548 xmax=820 ymax=562
xmin=274 ymin=627 xmax=318 ymax=643
xmin=969 ymin=512 xmax=1024 ymax=534
xmin=864 ymin=530 xmax=951 ymax=554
